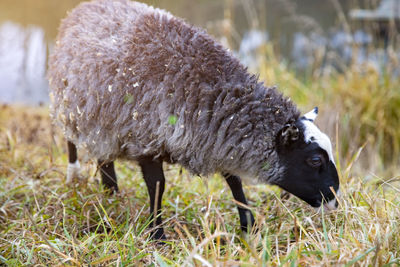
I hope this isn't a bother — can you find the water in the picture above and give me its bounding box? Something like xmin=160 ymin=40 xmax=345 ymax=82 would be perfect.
xmin=0 ymin=0 xmax=228 ymax=105
xmin=0 ymin=0 xmax=397 ymax=105
xmin=0 ymin=22 xmax=47 ymax=104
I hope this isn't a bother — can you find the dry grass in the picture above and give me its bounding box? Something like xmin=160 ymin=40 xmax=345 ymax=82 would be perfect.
xmin=0 ymin=101 xmax=399 ymax=266
xmin=1 ymin=0 xmax=400 ymax=265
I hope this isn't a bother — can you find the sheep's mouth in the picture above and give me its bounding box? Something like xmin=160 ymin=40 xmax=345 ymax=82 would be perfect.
xmin=313 ymin=201 xmax=336 ymax=213
xmin=313 ymin=190 xmax=340 ymax=212
xmin=323 ymin=198 xmax=338 ymax=210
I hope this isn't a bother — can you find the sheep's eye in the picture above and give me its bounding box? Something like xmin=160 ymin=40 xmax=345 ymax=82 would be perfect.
xmin=307 ymin=155 xmax=323 ymax=168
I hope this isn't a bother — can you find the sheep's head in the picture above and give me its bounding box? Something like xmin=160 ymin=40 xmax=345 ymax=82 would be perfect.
xmin=274 ymin=107 xmax=339 ymax=210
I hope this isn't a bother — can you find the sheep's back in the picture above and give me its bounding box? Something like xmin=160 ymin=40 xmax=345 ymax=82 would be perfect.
xmin=48 ymin=0 xmax=244 ymax=165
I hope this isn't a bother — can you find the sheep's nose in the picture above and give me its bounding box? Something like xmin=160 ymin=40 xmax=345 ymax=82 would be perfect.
xmin=323 ymin=198 xmax=337 ymax=210
xmin=323 ymin=189 xmax=340 ymax=210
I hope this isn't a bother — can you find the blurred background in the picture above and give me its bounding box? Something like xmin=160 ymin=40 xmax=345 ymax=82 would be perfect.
xmin=0 ymin=0 xmax=399 ymax=176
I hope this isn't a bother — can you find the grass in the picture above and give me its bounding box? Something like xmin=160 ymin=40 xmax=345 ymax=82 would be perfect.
xmin=0 ymin=100 xmax=399 ymax=266
xmin=1 ymin=1 xmax=400 ymax=261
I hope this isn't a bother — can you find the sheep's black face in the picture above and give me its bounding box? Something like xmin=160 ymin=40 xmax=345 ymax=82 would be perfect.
xmin=274 ymin=107 xmax=339 ymax=210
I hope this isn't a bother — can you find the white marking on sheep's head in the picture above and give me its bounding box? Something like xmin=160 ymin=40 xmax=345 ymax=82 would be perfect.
xmin=301 ymin=107 xmax=335 ymax=165
xmin=273 ymin=107 xmax=339 ymax=209
xmin=303 ymin=106 xmax=318 ymax=121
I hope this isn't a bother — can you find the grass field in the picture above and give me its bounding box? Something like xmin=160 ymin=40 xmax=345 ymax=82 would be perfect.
xmin=0 ymin=0 xmax=400 ymax=267
xmin=1 ymin=18 xmax=400 ymax=264
xmin=1 ymin=0 xmax=400 ymax=264
xmin=0 ymin=92 xmax=399 ymax=266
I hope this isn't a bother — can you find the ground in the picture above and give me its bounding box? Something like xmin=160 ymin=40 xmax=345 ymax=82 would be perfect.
xmin=0 ymin=104 xmax=399 ymax=266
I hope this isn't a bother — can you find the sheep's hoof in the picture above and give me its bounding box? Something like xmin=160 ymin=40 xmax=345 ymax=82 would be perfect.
xmin=66 ymin=161 xmax=82 ymax=184
xmin=239 ymin=209 xmax=256 ymax=233
xmin=239 ymin=212 xmax=256 ymax=234
xmin=151 ymin=228 xmax=167 ymax=242
xmin=240 ymin=223 xmax=256 ymax=234
xmin=102 ymin=185 xmax=119 ymax=195
xmin=66 ymin=174 xmax=85 ymax=185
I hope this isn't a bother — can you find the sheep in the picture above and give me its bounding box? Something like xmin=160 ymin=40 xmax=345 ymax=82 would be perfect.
xmin=48 ymin=0 xmax=340 ymax=240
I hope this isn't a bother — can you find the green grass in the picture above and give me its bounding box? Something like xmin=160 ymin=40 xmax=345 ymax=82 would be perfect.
xmin=2 ymin=0 xmax=400 ymax=264
xmin=0 ymin=102 xmax=399 ymax=265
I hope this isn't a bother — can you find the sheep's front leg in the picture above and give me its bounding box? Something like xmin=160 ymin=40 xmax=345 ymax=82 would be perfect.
xmin=98 ymin=160 xmax=119 ymax=192
xmin=138 ymin=157 xmax=166 ymax=240
xmin=223 ymin=173 xmax=255 ymax=233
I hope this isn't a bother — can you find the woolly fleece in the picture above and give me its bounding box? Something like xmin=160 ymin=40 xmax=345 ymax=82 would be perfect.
xmin=48 ymin=0 xmax=300 ymax=183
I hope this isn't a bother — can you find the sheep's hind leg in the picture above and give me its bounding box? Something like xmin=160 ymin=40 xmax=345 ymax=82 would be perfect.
xmin=138 ymin=157 xmax=166 ymax=240
xmin=98 ymin=160 xmax=119 ymax=192
xmin=223 ymin=173 xmax=255 ymax=233
xmin=66 ymin=141 xmax=80 ymax=183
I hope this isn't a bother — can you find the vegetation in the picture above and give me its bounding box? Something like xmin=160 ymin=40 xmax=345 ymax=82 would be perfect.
xmin=1 ymin=0 xmax=400 ymax=264
xmin=1 ymin=60 xmax=400 ymax=266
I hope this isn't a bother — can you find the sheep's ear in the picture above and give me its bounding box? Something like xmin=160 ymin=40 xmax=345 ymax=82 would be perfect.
xmin=280 ymin=123 xmax=299 ymax=145
xmin=303 ymin=107 xmax=318 ymax=122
